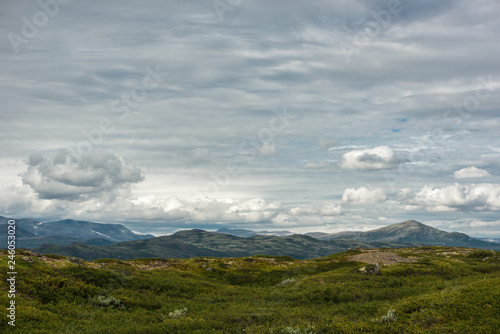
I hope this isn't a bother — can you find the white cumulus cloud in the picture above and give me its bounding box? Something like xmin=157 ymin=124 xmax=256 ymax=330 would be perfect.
xmin=398 ymin=183 xmax=500 ymax=212
xmin=289 ymin=201 xmax=342 ymax=217
xmin=339 ymin=146 xmax=396 ymax=170
xmin=454 ymin=166 xmax=490 ymax=179
xmin=342 ymin=187 xmax=387 ymax=205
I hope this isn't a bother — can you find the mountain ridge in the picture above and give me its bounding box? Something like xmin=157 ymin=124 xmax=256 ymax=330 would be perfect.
xmin=33 ymin=229 xmax=412 ymax=261
xmin=216 ymin=228 xmax=294 ymax=237
xmin=31 ymin=220 xmax=500 ymax=261
xmin=310 ymin=220 xmax=492 ymax=248
xmin=0 ymin=215 xmax=153 ymax=248
xmin=3 ymin=216 xmax=499 ymax=260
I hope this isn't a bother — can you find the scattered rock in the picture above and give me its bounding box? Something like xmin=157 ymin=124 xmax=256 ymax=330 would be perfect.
xmin=482 ymin=257 xmax=489 ymax=262
xmin=68 ymin=257 xmax=85 ymax=265
xmin=20 ymin=250 xmax=38 ymax=257
xmin=206 ymin=267 xmax=213 ymax=272
xmin=349 ymin=251 xmax=417 ymax=265
xmin=22 ymin=256 xmax=34 ymax=262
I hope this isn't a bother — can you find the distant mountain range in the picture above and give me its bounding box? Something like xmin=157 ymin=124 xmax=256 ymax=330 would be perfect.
xmin=305 ymin=220 xmax=495 ymax=248
xmin=0 ymin=216 xmax=153 ymax=248
xmin=33 ymin=228 xmax=413 ymax=261
xmin=216 ymin=221 xmax=497 ymax=249
xmin=215 ymin=228 xmax=293 ymax=237
xmin=2 ymin=217 xmax=498 ymax=260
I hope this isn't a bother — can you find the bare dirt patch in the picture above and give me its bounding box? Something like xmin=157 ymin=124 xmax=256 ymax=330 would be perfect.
xmin=348 ymin=251 xmax=417 ymax=265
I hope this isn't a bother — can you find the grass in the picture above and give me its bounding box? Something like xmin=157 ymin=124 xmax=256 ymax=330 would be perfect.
xmin=0 ymin=247 xmax=499 ymax=333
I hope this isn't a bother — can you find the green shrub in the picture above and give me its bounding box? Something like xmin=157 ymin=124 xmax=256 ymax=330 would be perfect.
xmin=60 ymin=266 xmax=127 ymax=289
xmin=28 ymin=276 xmax=97 ymax=304
xmin=467 ymin=250 xmax=494 ymax=259
xmin=2 ymin=246 xmax=500 ymax=333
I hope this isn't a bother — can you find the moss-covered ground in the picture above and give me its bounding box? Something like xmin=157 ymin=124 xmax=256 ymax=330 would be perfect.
xmin=1 ymin=247 xmax=499 ymax=333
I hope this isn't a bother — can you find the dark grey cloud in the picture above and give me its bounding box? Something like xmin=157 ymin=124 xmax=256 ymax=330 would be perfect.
xmin=21 ymin=149 xmax=143 ymax=200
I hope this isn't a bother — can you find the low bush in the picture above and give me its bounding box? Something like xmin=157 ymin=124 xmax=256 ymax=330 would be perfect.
xmin=1 ymin=246 xmax=499 ymax=333
xmin=94 ymin=295 xmax=122 ymax=308
xmin=467 ymin=249 xmax=494 ymax=259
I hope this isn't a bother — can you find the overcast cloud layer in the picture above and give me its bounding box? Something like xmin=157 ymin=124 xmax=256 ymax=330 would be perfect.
xmin=1 ymin=0 xmax=500 ymax=237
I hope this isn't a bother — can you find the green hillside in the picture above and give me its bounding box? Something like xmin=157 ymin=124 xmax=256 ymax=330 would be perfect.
xmin=29 ymin=221 xmax=500 ymax=261
xmin=1 ymin=247 xmax=499 ymax=333
xmin=32 ymin=229 xmax=419 ymax=261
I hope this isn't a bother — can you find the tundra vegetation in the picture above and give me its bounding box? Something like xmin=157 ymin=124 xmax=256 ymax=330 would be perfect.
xmin=1 ymin=247 xmax=499 ymax=333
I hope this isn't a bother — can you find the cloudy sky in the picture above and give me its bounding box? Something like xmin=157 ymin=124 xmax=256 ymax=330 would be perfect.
xmin=1 ymin=0 xmax=500 ymax=237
